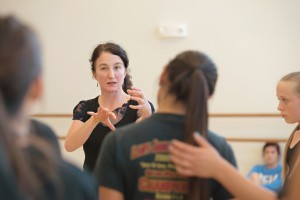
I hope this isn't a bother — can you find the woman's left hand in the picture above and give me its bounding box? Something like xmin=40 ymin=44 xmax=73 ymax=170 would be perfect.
xmin=127 ymin=86 xmax=152 ymax=122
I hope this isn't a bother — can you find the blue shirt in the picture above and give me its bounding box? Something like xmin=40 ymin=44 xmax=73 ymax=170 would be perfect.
xmin=247 ymin=164 xmax=282 ymax=192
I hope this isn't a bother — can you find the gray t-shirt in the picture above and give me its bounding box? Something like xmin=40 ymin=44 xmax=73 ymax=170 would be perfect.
xmin=94 ymin=113 xmax=237 ymax=200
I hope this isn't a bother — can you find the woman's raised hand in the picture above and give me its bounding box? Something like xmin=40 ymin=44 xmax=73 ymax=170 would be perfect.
xmin=127 ymin=86 xmax=152 ymax=122
xmin=87 ymin=105 xmax=117 ymax=131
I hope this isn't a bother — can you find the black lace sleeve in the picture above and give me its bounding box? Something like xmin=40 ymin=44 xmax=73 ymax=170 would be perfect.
xmin=72 ymin=101 xmax=87 ymax=122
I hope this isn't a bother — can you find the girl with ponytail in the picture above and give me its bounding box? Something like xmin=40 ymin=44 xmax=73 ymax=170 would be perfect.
xmin=94 ymin=50 xmax=236 ymax=200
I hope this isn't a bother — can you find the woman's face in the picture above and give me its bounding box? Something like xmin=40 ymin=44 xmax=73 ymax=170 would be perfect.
xmin=276 ymin=80 xmax=300 ymax=124
xmin=94 ymin=52 xmax=126 ymax=93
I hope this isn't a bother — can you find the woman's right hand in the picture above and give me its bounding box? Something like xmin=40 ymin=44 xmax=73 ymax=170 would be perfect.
xmin=87 ymin=105 xmax=117 ymax=131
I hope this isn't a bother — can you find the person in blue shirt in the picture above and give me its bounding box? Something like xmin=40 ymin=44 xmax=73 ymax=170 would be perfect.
xmin=247 ymin=142 xmax=282 ymax=192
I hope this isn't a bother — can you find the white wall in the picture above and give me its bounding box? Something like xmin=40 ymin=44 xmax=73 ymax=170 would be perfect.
xmin=2 ymin=0 xmax=300 ymax=176
xmin=1 ymin=0 xmax=300 ymax=113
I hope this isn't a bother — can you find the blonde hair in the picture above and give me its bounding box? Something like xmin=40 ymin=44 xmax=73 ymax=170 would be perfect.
xmin=280 ymin=71 xmax=300 ymax=97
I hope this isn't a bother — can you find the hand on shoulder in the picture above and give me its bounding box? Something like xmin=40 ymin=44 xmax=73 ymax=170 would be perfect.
xmin=169 ymin=132 xmax=224 ymax=179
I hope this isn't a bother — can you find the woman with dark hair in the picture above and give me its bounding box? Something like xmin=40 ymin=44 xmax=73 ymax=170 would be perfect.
xmin=64 ymin=42 xmax=155 ymax=172
xmin=0 ymin=15 xmax=97 ymax=200
xmin=93 ymin=50 xmax=236 ymax=200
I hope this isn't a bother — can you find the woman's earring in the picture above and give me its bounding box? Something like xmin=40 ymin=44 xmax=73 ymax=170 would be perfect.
xmin=97 ymin=82 xmax=99 ymax=87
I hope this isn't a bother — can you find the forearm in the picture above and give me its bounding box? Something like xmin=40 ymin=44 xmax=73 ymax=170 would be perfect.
xmin=65 ymin=117 xmax=98 ymax=151
xmin=215 ymin=160 xmax=277 ymax=200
